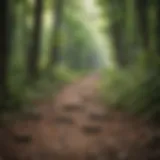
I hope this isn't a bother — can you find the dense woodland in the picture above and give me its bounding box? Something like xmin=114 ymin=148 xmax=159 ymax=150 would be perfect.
xmin=100 ymin=0 xmax=160 ymax=121
xmin=1 ymin=0 xmax=160 ymax=119
xmin=1 ymin=0 xmax=160 ymax=159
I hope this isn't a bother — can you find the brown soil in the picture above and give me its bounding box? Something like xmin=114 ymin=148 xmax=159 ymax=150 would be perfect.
xmin=0 ymin=72 xmax=159 ymax=160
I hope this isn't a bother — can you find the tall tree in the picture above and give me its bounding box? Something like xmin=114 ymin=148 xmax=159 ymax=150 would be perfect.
xmin=135 ymin=0 xmax=149 ymax=50
xmin=156 ymin=0 xmax=160 ymax=55
xmin=99 ymin=0 xmax=143 ymax=67
xmin=0 ymin=0 xmax=10 ymax=108
xmin=50 ymin=0 xmax=64 ymax=66
xmin=109 ymin=1 xmax=127 ymax=67
xmin=27 ymin=0 xmax=43 ymax=80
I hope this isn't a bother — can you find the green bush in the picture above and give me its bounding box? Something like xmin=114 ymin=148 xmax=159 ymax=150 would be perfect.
xmin=8 ymin=64 xmax=85 ymax=110
xmin=101 ymin=55 xmax=160 ymax=119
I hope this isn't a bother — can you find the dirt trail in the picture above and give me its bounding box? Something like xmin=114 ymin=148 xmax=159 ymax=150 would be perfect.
xmin=0 ymin=73 xmax=159 ymax=160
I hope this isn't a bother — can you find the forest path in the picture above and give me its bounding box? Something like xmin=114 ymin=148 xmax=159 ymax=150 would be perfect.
xmin=0 ymin=72 xmax=156 ymax=160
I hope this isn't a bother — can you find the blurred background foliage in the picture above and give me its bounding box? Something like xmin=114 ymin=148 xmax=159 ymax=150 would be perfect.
xmin=1 ymin=0 xmax=160 ymax=121
xmin=1 ymin=0 xmax=109 ymax=111
xmin=99 ymin=0 xmax=160 ymax=121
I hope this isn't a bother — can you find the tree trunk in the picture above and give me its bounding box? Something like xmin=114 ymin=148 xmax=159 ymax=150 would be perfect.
xmin=50 ymin=0 xmax=64 ymax=66
xmin=111 ymin=21 xmax=127 ymax=67
xmin=136 ymin=0 xmax=149 ymax=49
xmin=27 ymin=0 xmax=43 ymax=80
xmin=156 ymin=0 xmax=160 ymax=55
xmin=0 ymin=0 xmax=10 ymax=108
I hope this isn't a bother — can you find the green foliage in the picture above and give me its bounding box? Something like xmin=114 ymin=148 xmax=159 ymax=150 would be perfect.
xmin=52 ymin=65 xmax=80 ymax=84
xmin=101 ymin=54 xmax=160 ymax=119
xmin=8 ymin=64 xmax=84 ymax=110
xmin=8 ymin=58 xmax=88 ymax=108
xmin=3 ymin=0 xmax=109 ymax=113
xmin=101 ymin=67 xmax=144 ymax=109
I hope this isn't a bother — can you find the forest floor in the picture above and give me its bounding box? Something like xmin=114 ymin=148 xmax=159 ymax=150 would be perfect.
xmin=0 ymin=72 xmax=159 ymax=160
